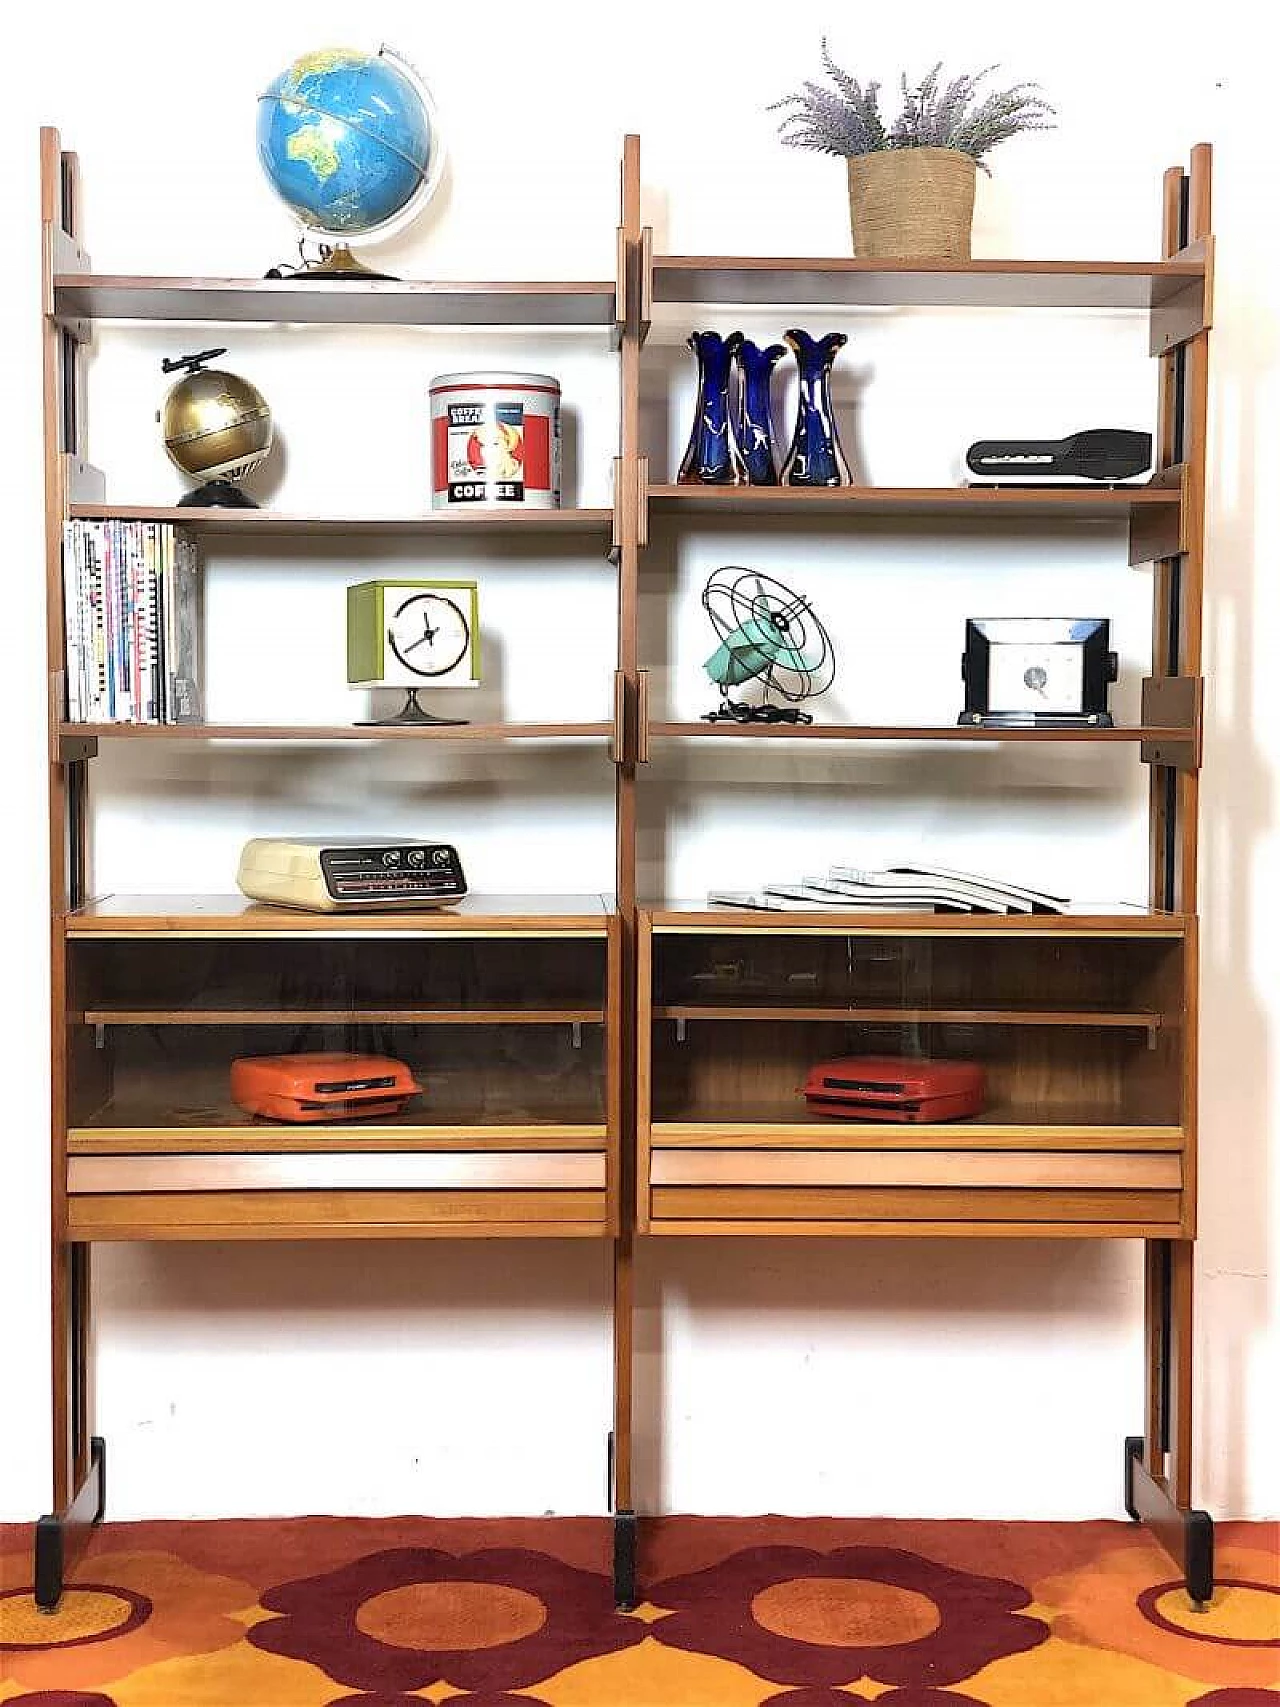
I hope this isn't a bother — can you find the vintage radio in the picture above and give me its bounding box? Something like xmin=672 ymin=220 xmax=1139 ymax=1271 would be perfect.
xmin=803 ymin=1056 xmax=986 ymax=1122
xmin=237 ymin=837 xmax=467 ymax=912
xmin=231 ymin=1053 xmax=421 ymax=1123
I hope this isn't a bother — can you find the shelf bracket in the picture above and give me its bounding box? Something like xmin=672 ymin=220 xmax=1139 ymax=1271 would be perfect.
xmin=638 ymin=226 xmax=653 ymax=343
xmin=1140 ymin=677 xmax=1203 ymax=771
xmin=1129 ymin=464 xmax=1188 ymax=566
xmin=63 ymin=453 xmax=106 ymax=504
xmin=58 ymin=732 xmax=99 ymax=764
xmin=613 ymin=225 xmax=628 ymax=345
xmin=609 ymin=459 xmax=623 ymax=566
xmin=610 ymin=669 xmax=628 ymax=765
xmin=1148 ymin=237 xmax=1214 ymax=356
xmin=636 ymin=670 xmax=650 ymax=765
xmin=636 ymin=454 xmax=649 ymax=549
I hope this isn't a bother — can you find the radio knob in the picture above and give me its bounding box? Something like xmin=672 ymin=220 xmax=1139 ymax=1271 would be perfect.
xmin=407 ymin=849 xmax=426 ymax=867
xmin=383 ymin=850 xmax=400 ymax=866
xmin=432 ymin=849 xmax=450 ymax=866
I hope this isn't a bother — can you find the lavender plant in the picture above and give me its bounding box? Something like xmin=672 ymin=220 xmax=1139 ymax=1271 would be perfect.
xmin=771 ymin=42 xmax=1055 ymax=171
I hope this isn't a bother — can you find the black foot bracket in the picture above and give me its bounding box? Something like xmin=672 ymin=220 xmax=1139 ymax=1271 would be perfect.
xmin=34 ymin=1435 xmax=107 ymax=1611
xmin=1125 ymin=1434 xmax=1214 ymax=1608
xmin=613 ymin=1509 xmax=638 ymax=1612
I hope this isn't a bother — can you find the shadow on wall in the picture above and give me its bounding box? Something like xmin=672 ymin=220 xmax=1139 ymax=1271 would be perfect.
xmin=1197 ymin=162 xmax=1275 ymax=1515
xmin=633 ymin=1236 xmax=1143 ymax=1514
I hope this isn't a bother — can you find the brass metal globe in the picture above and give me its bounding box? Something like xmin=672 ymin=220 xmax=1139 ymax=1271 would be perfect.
xmin=159 ymin=348 xmax=274 ymax=507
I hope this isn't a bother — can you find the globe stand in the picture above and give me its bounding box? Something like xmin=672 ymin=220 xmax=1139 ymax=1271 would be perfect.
xmin=264 ymin=240 xmax=399 ymax=283
xmin=178 ymin=480 xmax=258 ymax=509
xmin=355 ymin=688 xmax=468 ymax=728
xmin=294 ymin=244 xmax=398 ymax=283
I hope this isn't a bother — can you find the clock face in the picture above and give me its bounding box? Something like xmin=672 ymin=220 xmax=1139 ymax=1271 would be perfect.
xmin=387 ymin=593 xmax=471 ymax=679
xmin=988 ymin=642 xmax=1085 ymax=714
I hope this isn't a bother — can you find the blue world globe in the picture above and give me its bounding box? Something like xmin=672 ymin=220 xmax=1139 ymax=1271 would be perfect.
xmin=256 ymin=47 xmax=434 ymax=237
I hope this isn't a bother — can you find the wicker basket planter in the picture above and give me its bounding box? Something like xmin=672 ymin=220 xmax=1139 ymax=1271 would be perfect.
xmin=846 ymin=148 xmax=977 ymax=259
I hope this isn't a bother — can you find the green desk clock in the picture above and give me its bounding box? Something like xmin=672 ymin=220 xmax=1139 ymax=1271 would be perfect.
xmin=347 ymin=578 xmax=480 ymax=725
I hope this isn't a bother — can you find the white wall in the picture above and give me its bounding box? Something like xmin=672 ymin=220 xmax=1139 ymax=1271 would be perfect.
xmin=0 ymin=0 xmax=1274 ymax=1524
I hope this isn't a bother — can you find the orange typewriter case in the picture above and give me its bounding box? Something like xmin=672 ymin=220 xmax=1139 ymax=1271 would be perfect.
xmin=803 ymin=1055 xmax=985 ymax=1122
xmin=230 ymin=1053 xmax=421 ymax=1123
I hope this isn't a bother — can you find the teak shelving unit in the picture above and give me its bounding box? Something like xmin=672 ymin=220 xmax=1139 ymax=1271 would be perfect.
xmin=36 ymin=128 xmax=1214 ymax=1611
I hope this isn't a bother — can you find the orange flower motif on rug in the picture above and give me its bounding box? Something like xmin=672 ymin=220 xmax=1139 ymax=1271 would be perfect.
xmin=0 ymin=1549 xmax=255 ymax=1692
xmin=1185 ymin=1691 xmax=1280 ymax=1704
xmin=1 ymin=1694 xmax=121 ymax=1706
xmin=760 ymin=1691 xmax=989 ymax=1705
xmin=247 ymin=1547 xmax=643 ymax=1693
xmin=325 ymin=1696 xmax=551 ymax=1705
xmin=646 ymin=1544 xmax=1048 ymax=1688
xmin=1036 ymin=1542 xmax=1280 ymax=1690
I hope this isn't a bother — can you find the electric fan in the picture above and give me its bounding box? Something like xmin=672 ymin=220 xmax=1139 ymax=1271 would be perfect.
xmin=701 ymin=566 xmax=836 ymax=724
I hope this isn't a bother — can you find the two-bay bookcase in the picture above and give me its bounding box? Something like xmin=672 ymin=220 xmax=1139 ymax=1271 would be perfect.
xmin=36 ymin=127 xmax=1213 ymax=1611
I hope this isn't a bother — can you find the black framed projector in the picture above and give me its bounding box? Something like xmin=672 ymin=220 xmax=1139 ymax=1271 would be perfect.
xmin=237 ymin=838 xmax=468 ymax=912
xmin=959 ymin=619 xmax=1118 ymax=729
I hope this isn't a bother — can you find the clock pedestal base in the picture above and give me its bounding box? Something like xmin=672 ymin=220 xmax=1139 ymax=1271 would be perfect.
xmin=355 ymin=688 xmax=469 ymax=728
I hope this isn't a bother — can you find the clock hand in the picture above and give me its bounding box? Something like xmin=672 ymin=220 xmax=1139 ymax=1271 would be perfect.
xmin=402 ymin=631 xmax=431 ymax=655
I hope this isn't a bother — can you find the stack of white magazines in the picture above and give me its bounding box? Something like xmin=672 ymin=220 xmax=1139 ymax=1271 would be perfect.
xmin=708 ymin=863 xmax=1069 ymax=915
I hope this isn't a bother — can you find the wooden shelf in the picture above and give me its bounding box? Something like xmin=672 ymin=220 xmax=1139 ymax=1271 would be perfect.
xmin=69 ymin=504 xmax=616 ymax=539
xmin=650 ymin=253 xmax=1207 ymax=311
xmin=60 ymin=721 xmax=612 ymax=743
xmin=650 ymin=1118 xmax=1184 ymax=1150
xmin=648 ymin=482 xmax=1179 ymax=523
xmin=650 ymin=1098 xmax=1182 ymax=1136
xmin=644 ymin=903 xmax=1188 ymax=936
xmin=83 ymin=1005 xmax=605 ymax=1027
xmin=69 ymin=1123 xmax=607 ymax=1154
xmin=654 ymin=1003 xmax=1160 ymax=1029
xmin=650 ymin=721 xmax=1176 ymax=744
xmin=67 ymin=893 xmax=614 ymax=937
xmin=53 ymin=275 xmax=617 ymax=328
xmin=74 ymin=1094 xmax=605 ymax=1142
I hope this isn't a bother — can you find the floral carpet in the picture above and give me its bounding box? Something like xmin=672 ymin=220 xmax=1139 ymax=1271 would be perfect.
xmin=1 ymin=1516 xmax=1276 ymax=1705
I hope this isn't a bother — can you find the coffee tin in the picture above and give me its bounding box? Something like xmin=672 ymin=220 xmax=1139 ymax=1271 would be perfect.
xmin=430 ymin=370 xmax=562 ymax=509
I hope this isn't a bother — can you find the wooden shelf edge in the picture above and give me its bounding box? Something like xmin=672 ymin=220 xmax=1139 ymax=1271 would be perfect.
xmin=652 ymin=1004 xmax=1161 ymax=1028
xmin=642 ymin=906 xmax=1190 ymax=936
xmin=642 ymin=1219 xmax=1180 ymax=1239
xmin=69 ymin=1127 xmax=609 ymax=1154
xmin=53 ymin=275 xmax=618 ymax=330
xmin=648 ymin=722 xmax=1182 ymax=743
xmin=649 ymin=1121 xmax=1185 ymax=1144
xmin=68 ymin=504 xmax=616 ymax=536
xmin=58 ymin=722 xmax=613 ymax=743
xmin=65 ymin=893 xmax=615 ymax=937
xmin=82 ymin=1007 xmax=607 ymax=1027
xmin=648 ymin=483 xmax=1177 ymax=513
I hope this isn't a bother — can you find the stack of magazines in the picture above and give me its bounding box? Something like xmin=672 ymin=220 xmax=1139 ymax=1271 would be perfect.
xmin=709 ymin=863 xmax=1068 ymax=915
xmin=62 ymin=520 xmax=203 ymax=724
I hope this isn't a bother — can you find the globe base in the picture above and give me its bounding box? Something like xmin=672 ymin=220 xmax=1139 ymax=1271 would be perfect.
xmin=295 ymin=243 xmax=398 ymax=283
xmin=179 ymin=480 xmax=258 ymax=509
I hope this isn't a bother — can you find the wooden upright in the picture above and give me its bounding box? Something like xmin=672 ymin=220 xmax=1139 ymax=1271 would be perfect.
xmin=37 ymin=128 xmax=1214 ymax=1610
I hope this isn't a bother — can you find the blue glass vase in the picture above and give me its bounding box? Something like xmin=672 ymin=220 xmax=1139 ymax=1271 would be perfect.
xmin=781 ymin=329 xmax=852 ymax=487
xmin=733 ymin=338 xmax=786 ymax=485
xmin=678 ymin=330 xmax=744 ymax=484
